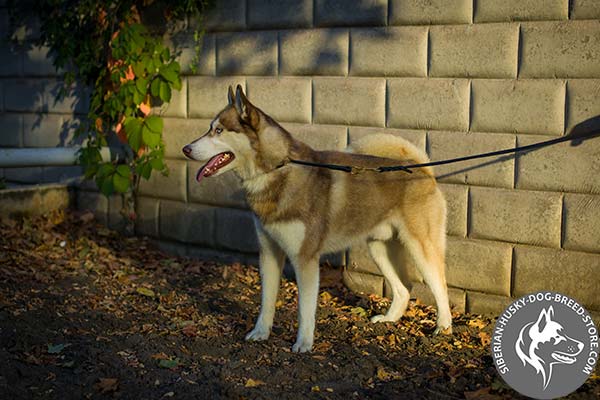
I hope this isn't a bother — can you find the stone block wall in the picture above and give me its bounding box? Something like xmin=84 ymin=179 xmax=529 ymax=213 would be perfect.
xmin=1 ymin=0 xmax=600 ymax=318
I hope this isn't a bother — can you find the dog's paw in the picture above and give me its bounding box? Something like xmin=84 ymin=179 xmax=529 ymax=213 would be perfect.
xmin=370 ymin=314 xmax=395 ymax=323
xmin=245 ymin=326 xmax=270 ymax=341
xmin=291 ymin=337 xmax=313 ymax=353
xmin=433 ymin=325 xmax=453 ymax=335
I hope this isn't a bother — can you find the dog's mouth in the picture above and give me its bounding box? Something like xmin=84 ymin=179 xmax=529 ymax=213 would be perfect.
xmin=552 ymin=351 xmax=578 ymax=364
xmin=196 ymin=152 xmax=235 ymax=183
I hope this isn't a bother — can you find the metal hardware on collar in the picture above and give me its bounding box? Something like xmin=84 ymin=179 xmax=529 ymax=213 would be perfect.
xmin=281 ymin=130 xmax=600 ymax=175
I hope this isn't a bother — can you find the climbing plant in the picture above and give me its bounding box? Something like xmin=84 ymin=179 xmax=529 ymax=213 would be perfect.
xmin=6 ymin=0 xmax=212 ymax=229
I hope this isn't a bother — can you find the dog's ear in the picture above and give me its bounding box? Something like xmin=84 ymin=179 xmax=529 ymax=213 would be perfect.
xmin=227 ymin=86 xmax=234 ymax=105
xmin=235 ymin=84 xmax=259 ymax=128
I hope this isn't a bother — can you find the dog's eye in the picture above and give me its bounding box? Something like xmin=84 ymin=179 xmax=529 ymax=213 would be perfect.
xmin=215 ymin=127 xmax=223 ymax=134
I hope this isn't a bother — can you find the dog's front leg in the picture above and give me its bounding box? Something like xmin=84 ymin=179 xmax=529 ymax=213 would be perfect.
xmin=292 ymin=259 xmax=319 ymax=353
xmin=246 ymin=223 xmax=286 ymax=342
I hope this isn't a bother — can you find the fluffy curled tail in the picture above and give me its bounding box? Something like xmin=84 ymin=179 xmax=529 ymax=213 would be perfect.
xmin=348 ymin=133 xmax=433 ymax=176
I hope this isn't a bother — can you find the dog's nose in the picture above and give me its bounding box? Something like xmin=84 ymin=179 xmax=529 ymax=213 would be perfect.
xmin=182 ymin=145 xmax=192 ymax=157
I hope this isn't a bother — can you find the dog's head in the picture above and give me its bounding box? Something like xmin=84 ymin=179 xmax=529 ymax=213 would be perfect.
xmin=515 ymin=306 xmax=584 ymax=389
xmin=182 ymin=85 xmax=292 ymax=182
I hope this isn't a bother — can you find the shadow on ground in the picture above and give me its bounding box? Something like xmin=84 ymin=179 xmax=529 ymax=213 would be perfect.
xmin=0 ymin=211 xmax=597 ymax=399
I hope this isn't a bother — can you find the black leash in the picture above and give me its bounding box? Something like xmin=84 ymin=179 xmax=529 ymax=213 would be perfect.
xmin=287 ymin=130 xmax=600 ymax=174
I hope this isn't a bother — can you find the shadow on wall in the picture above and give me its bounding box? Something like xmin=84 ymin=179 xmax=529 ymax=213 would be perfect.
xmin=1 ymin=26 xmax=88 ymax=149
xmin=436 ymin=114 xmax=600 ymax=181
xmin=168 ymin=1 xmax=392 ymax=77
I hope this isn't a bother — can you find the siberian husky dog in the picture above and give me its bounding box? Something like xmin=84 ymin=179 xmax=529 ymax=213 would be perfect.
xmin=182 ymin=85 xmax=452 ymax=352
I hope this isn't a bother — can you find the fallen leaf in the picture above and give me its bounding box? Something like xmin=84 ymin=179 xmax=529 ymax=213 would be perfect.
xmin=468 ymin=318 xmax=488 ymax=330
xmin=478 ymin=332 xmax=491 ymax=347
xmin=136 ymin=287 xmax=155 ymax=297
xmin=47 ymin=343 xmax=66 ymax=354
xmin=376 ymin=366 xmax=392 ymax=381
xmin=94 ymin=378 xmax=118 ymax=394
xmin=350 ymin=307 xmax=368 ymax=318
xmin=311 ymin=385 xmax=320 ymax=392
xmin=158 ymin=358 xmax=180 ymax=369
xmin=151 ymin=352 xmax=169 ymax=360
xmin=244 ymin=378 xmax=265 ymax=388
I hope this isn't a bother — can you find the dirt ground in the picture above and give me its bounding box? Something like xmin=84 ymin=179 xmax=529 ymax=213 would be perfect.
xmin=0 ymin=211 xmax=598 ymax=399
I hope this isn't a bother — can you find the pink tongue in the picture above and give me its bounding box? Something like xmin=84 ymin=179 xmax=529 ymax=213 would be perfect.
xmin=196 ymin=154 xmax=224 ymax=183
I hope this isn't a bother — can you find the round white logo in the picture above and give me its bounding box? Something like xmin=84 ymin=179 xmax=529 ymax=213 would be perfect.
xmin=491 ymin=291 xmax=598 ymax=399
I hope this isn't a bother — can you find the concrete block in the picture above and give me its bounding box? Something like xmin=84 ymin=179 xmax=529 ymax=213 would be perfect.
xmin=471 ymin=79 xmax=565 ymax=135
xmin=138 ymin=159 xmax=187 ymax=202
xmin=44 ymin=80 xmax=90 ymax=114
xmin=474 ymin=0 xmax=568 ymax=22
xmin=107 ymin=194 xmax=125 ymax=231
xmin=0 ymin=185 xmax=72 ymax=218
xmin=152 ymin=77 xmax=186 ymax=118
xmin=248 ymin=0 xmax=312 ymax=29
xmin=3 ymin=79 xmax=46 ymax=112
xmin=438 ymin=184 xmax=468 ymax=237
xmin=571 ymin=0 xmax=600 ymax=19
xmin=282 ymin=123 xmax=348 ymax=151
xmin=188 ymin=76 xmax=245 ymax=119
xmin=200 ymin=0 xmax=246 ymax=32
xmin=42 ymin=166 xmax=82 ymax=183
xmin=389 ymin=0 xmax=472 ymax=25
xmin=347 ymin=243 xmax=383 ymax=275
xmin=387 ymin=78 xmax=470 ymax=131
xmin=350 ymin=26 xmax=427 ymax=77
xmin=22 ymin=113 xmax=63 ymax=147
xmin=313 ymin=77 xmax=385 ymax=126
xmin=427 ymin=131 xmax=516 ymax=188
xmin=315 ymin=0 xmax=387 ymax=27
xmin=515 ymin=134 xmax=600 ymax=194
xmin=446 ymin=237 xmax=513 ymax=296
xmin=513 ymin=245 xmax=600 ymax=310
xmin=163 ymin=117 xmax=212 ymax=160
xmin=0 ymin=184 xmax=72 ymax=218
xmin=23 ymin=46 xmax=56 ymax=76
xmin=343 ymin=269 xmax=384 ymax=297
xmin=0 ymin=114 xmax=23 ymax=147
xmin=469 ymin=186 xmax=562 ymax=248
xmin=215 ymin=207 xmax=258 ymax=253
xmin=246 ymin=77 xmax=312 ymax=123
xmin=520 ymin=21 xmax=600 ymax=78
xmin=76 ymin=190 xmax=108 ymax=225
xmin=0 ymin=44 xmax=23 ymax=76
xmin=563 ymin=193 xmax=600 ymax=253
xmin=430 ymin=23 xmax=518 ymax=78
xmin=187 ymin=245 xmax=259 ymax=266
xmin=159 ymin=199 xmax=216 ymax=246
xmin=3 ymin=167 xmax=43 ymax=183
xmin=566 ymin=79 xmax=600 ymax=134
xmin=135 ymin=196 xmax=160 ymax=237
xmin=169 ymin=32 xmax=215 ymax=76
xmin=188 ymin=166 xmax=247 ymax=208
xmin=466 ymin=291 xmax=512 ymax=316
xmin=154 ymin=239 xmax=188 ymax=258
xmin=280 ymin=29 xmax=348 ymax=76
xmin=348 ymin=241 xmax=423 ymax=283
xmin=216 ymin=31 xmax=277 ymax=76
xmin=410 ymin=283 xmax=466 ymax=313
xmin=348 ymin=126 xmax=426 ymax=151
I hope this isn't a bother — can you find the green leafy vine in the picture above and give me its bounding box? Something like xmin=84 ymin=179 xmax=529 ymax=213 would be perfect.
xmin=6 ymin=0 xmax=213 ymax=229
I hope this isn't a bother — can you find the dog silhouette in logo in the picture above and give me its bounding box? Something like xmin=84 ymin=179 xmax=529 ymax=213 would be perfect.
xmin=515 ymin=306 xmax=584 ymax=389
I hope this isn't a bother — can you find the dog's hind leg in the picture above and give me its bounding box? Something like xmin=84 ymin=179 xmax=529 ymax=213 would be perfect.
xmin=368 ymin=240 xmax=411 ymax=323
xmin=246 ymin=223 xmax=286 ymax=342
xmin=400 ymin=222 xmax=452 ymax=334
xmin=291 ymin=258 xmax=319 ymax=353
